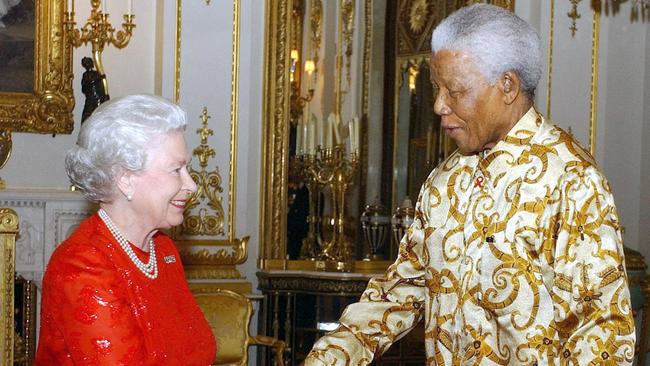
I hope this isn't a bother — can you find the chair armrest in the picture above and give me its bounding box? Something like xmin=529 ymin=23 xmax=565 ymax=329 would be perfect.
xmin=250 ymin=335 xmax=286 ymax=365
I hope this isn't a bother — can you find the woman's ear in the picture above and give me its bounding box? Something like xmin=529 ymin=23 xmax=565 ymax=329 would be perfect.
xmin=116 ymin=169 xmax=135 ymax=201
xmin=500 ymin=71 xmax=521 ymax=105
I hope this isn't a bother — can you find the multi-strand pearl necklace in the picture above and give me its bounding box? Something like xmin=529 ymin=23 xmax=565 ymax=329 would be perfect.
xmin=98 ymin=208 xmax=158 ymax=279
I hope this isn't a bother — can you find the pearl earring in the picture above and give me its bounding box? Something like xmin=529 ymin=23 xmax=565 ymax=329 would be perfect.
xmin=127 ymin=194 xmax=133 ymax=201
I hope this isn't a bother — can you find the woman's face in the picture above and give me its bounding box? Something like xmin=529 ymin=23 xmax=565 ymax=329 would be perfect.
xmin=129 ymin=132 xmax=197 ymax=230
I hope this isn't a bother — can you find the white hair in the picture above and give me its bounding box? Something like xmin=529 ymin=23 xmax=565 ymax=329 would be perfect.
xmin=66 ymin=94 xmax=187 ymax=202
xmin=431 ymin=4 xmax=541 ymax=97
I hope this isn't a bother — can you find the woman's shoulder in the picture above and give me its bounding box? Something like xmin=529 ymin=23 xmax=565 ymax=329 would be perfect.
xmin=46 ymin=215 xmax=115 ymax=273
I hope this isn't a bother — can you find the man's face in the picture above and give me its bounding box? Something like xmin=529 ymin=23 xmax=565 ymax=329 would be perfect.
xmin=429 ymin=49 xmax=511 ymax=155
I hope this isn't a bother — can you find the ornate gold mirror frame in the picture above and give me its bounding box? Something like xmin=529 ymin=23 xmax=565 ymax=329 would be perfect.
xmin=260 ymin=0 xmax=515 ymax=270
xmin=0 ymin=0 xmax=74 ymax=134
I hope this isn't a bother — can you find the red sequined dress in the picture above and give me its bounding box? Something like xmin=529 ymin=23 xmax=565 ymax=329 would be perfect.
xmin=35 ymin=214 xmax=216 ymax=365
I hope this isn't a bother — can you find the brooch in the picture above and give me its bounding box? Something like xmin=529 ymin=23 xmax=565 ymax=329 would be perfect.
xmin=163 ymin=255 xmax=176 ymax=264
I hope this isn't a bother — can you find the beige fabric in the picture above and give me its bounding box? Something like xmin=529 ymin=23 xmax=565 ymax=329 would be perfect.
xmin=305 ymin=108 xmax=635 ymax=365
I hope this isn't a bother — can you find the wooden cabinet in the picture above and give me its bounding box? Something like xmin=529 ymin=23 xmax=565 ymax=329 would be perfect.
xmin=257 ymin=270 xmax=425 ymax=365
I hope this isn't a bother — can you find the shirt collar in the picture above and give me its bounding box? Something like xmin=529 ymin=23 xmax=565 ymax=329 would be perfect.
xmin=477 ymin=106 xmax=542 ymax=179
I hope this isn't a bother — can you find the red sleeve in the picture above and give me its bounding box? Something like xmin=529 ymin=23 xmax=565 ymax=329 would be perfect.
xmin=40 ymin=245 xmax=146 ymax=366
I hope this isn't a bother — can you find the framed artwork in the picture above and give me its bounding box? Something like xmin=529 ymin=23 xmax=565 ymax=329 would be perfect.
xmin=0 ymin=0 xmax=73 ymax=134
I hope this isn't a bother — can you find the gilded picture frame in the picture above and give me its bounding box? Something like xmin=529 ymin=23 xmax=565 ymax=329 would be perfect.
xmin=0 ymin=0 xmax=74 ymax=134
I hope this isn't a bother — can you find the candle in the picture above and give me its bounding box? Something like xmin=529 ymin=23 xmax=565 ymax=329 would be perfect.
xmin=348 ymin=119 xmax=356 ymax=153
xmin=308 ymin=116 xmax=316 ymax=154
xmin=326 ymin=114 xmax=334 ymax=149
xmin=67 ymin=0 xmax=73 ymax=13
xmin=128 ymin=0 xmax=133 ymax=16
xmin=101 ymin=0 xmax=106 ymax=13
xmin=354 ymin=117 xmax=360 ymax=154
xmin=296 ymin=123 xmax=303 ymax=156
xmin=332 ymin=114 xmax=341 ymax=144
xmin=316 ymin=115 xmax=323 ymax=148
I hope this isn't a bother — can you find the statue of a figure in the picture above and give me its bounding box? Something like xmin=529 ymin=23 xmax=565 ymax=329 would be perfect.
xmin=81 ymin=57 xmax=109 ymax=123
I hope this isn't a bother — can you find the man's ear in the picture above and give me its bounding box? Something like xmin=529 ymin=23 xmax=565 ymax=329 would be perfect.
xmin=116 ymin=169 xmax=135 ymax=201
xmin=500 ymin=71 xmax=521 ymax=105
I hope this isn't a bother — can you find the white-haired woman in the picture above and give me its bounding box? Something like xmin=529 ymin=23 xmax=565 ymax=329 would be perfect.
xmin=35 ymin=95 xmax=216 ymax=365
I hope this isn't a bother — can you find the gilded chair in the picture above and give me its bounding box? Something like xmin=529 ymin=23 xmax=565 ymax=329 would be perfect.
xmin=194 ymin=289 xmax=285 ymax=366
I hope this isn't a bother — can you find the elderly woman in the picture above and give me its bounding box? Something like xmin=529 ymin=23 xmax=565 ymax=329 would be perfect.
xmin=35 ymin=95 xmax=216 ymax=365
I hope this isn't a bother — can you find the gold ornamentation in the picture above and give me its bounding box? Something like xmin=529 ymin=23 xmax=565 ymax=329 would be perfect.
xmin=176 ymin=236 xmax=249 ymax=279
xmin=0 ymin=129 xmax=12 ymax=190
xmin=568 ymin=0 xmax=582 ymax=36
xmin=174 ymin=0 xmax=182 ymax=103
xmin=181 ymin=107 xmax=225 ymax=237
xmin=310 ymin=0 xmax=323 ymax=73
xmin=0 ymin=208 xmax=18 ymax=365
xmin=228 ymin=0 xmax=241 ymax=241
xmin=589 ymin=8 xmax=600 ymax=155
xmin=303 ymin=145 xmax=359 ymax=265
xmin=64 ymin=0 xmax=136 ymax=95
xmin=408 ymin=0 xmax=428 ymax=34
xmin=340 ymin=0 xmax=355 ymax=86
xmin=260 ymin=0 xmax=290 ymax=260
xmin=546 ymin=0 xmax=555 ymax=118
xmin=0 ymin=0 xmax=74 ymax=134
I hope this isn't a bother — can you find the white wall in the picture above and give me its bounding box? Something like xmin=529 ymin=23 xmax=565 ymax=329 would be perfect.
xmin=517 ymin=0 xmax=650 ymax=261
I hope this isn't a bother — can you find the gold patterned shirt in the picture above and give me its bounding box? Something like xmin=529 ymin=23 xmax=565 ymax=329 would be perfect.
xmin=305 ymin=108 xmax=635 ymax=365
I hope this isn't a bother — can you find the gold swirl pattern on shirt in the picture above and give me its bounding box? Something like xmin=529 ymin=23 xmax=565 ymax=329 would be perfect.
xmin=304 ymin=108 xmax=635 ymax=366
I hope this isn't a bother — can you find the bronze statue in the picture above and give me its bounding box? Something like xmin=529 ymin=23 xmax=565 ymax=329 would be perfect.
xmin=80 ymin=57 xmax=109 ymax=123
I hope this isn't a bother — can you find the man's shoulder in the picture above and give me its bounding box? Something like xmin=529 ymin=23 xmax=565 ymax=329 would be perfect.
xmin=536 ymin=119 xmax=598 ymax=170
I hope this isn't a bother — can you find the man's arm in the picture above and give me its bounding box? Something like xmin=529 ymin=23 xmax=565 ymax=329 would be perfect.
xmin=551 ymin=166 xmax=635 ymax=365
xmin=304 ymin=186 xmax=435 ymax=365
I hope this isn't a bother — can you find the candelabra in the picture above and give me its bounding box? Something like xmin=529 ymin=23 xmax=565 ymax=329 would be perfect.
xmin=295 ymin=157 xmax=322 ymax=260
xmin=303 ymin=144 xmax=358 ymax=268
xmin=64 ymin=0 xmax=136 ymax=95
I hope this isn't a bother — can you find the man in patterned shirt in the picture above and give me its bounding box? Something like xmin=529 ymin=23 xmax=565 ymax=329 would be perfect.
xmin=305 ymin=4 xmax=635 ymax=365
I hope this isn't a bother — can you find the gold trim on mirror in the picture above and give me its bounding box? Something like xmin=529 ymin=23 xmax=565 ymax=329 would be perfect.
xmin=0 ymin=208 xmax=18 ymax=365
xmin=0 ymin=0 xmax=73 ymax=134
xmin=341 ymin=0 xmax=356 ymax=86
xmin=310 ymin=0 xmax=323 ymax=74
xmin=260 ymin=0 xmax=290 ymax=261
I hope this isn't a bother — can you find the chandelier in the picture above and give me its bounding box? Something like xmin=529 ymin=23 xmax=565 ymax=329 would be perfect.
xmin=595 ymin=0 xmax=649 ymax=20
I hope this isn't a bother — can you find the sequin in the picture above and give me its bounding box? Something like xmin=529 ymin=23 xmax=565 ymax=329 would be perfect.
xmin=35 ymin=214 xmax=216 ymax=365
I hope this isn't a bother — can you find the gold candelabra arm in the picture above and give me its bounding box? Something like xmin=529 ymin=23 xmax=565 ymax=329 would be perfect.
xmin=111 ymin=15 xmax=136 ymax=49
xmin=64 ymin=1 xmax=136 ymax=96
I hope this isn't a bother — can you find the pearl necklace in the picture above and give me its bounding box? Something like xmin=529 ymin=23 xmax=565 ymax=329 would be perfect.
xmin=98 ymin=209 xmax=158 ymax=279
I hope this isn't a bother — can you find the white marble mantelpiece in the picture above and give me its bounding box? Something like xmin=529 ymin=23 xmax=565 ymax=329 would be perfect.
xmin=0 ymin=189 xmax=96 ymax=285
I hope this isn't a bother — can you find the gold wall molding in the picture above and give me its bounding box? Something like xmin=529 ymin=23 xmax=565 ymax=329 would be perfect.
xmin=589 ymin=8 xmax=600 ymax=155
xmin=0 ymin=0 xmax=74 ymax=134
xmin=181 ymin=107 xmax=226 ymax=236
xmin=546 ymin=0 xmax=555 ymax=119
xmin=174 ymin=0 xmax=182 ymax=103
xmin=568 ymin=0 xmax=582 ymax=36
xmin=359 ymin=0 xmax=372 ymax=218
xmin=176 ymin=236 xmax=249 ymax=279
xmin=260 ymin=0 xmax=290 ymax=260
xmin=228 ymin=0 xmax=241 ymax=241
xmin=174 ymin=0 xmax=241 ymax=241
xmin=0 ymin=208 xmax=18 ymax=365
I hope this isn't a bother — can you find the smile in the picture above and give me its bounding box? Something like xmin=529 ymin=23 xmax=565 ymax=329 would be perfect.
xmin=170 ymin=200 xmax=187 ymax=208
